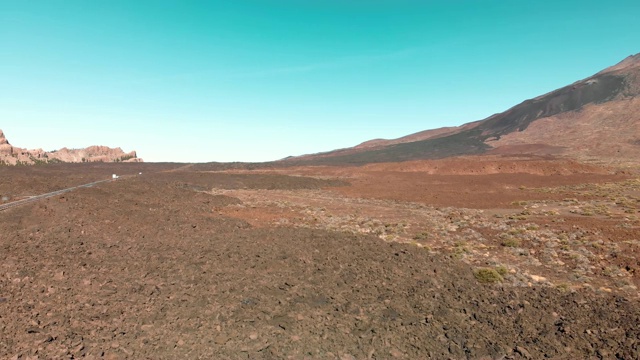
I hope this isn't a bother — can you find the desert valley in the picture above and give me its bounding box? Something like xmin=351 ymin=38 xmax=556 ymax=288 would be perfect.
xmin=1 ymin=54 xmax=640 ymax=359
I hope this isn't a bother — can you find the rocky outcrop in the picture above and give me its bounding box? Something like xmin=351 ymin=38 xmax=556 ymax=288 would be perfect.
xmin=0 ymin=130 xmax=15 ymax=158
xmin=0 ymin=129 xmax=142 ymax=165
xmin=0 ymin=129 xmax=8 ymax=145
xmin=47 ymin=146 xmax=140 ymax=164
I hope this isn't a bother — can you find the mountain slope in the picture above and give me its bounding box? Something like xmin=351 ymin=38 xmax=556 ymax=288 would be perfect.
xmin=284 ymin=53 xmax=640 ymax=165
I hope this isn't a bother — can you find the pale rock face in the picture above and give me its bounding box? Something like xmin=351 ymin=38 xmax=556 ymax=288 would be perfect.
xmin=0 ymin=130 xmax=13 ymax=157
xmin=0 ymin=129 xmax=8 ymax=145
xmin=0 ymin=129 xmax=143 ymax=165
xmin=0 ymin=144 xmax=12 ymax=157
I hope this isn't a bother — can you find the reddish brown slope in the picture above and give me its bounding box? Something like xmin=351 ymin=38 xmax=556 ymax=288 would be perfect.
xmin=283 ymin=53 xmax=640 ymax=166
xmin=489 ymin=54 xmax=640 ymax=165
xmin=489 ymin=97 xmax=640 ymax=165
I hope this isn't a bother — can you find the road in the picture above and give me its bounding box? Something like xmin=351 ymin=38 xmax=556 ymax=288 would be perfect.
xmin=0 ymin=178 xmax=113 ymax=212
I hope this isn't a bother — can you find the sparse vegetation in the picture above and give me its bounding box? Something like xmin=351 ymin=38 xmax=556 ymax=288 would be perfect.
xmin=1 ymin=153 xmax=640 ymax=359
xmin=473 ymin=268 xmax=504 ymax=283
xmin=495 ymin=265 xmax=509 ymax=276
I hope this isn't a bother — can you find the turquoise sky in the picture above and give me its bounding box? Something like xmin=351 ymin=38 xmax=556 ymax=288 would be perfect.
xmin=1 ymin=1 xmax=639 ymax=162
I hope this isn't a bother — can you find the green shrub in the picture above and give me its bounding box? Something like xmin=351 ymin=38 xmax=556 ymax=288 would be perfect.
xmin=473 ymin=268 xmax=504 ymax=283
xmin=495 ymin=266 xmax=508 ymax=276
xmin=501 ymin=238 xmax=521 ymax=247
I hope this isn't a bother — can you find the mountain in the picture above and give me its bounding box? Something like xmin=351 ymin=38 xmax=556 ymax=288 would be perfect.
xmin=284 ymin=53 xmax=640 ymax=166
xmin=0 ymin=129 xmax=142 ymax=165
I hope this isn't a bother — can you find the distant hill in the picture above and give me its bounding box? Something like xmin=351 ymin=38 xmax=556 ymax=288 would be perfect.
xmin=0 ymin=129 xmax=142 ymax=165
xmin=284 ymin=53 xmax=640 ymax=166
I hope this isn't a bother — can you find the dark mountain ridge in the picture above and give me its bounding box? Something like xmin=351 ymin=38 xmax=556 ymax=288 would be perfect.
xmin=284 ymin=53 xmax=640 ymax=166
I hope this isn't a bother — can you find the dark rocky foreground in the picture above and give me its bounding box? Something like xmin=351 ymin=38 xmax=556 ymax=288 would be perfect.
xmin=1 ymin=167 xmax=638 ymax=359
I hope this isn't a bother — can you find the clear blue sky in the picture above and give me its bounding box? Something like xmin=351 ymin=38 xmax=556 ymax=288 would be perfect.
xmin=1 ymin=0 xmax=639 ymax=162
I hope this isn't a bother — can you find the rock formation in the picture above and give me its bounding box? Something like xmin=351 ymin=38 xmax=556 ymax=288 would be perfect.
xmin=0 ymin=129 xmax=142 ymax=165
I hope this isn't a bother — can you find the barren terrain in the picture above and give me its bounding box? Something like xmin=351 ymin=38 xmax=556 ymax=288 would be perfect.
xmin=1 ymin=157 xmax=639 ymax=359
xmin=285 ymin=54 xmax=640 ymax=167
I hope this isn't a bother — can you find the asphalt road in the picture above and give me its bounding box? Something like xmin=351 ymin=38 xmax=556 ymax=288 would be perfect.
xmin=0 ymin=178 xmax=113 ymax=212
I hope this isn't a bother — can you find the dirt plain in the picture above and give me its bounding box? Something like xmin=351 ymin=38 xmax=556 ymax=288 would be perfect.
xmin=1 ymin=157 xmax=639 ymax=359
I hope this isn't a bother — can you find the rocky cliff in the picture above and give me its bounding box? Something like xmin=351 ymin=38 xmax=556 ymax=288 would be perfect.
xmin=0 ymin=129 xmax=142 ymax=165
